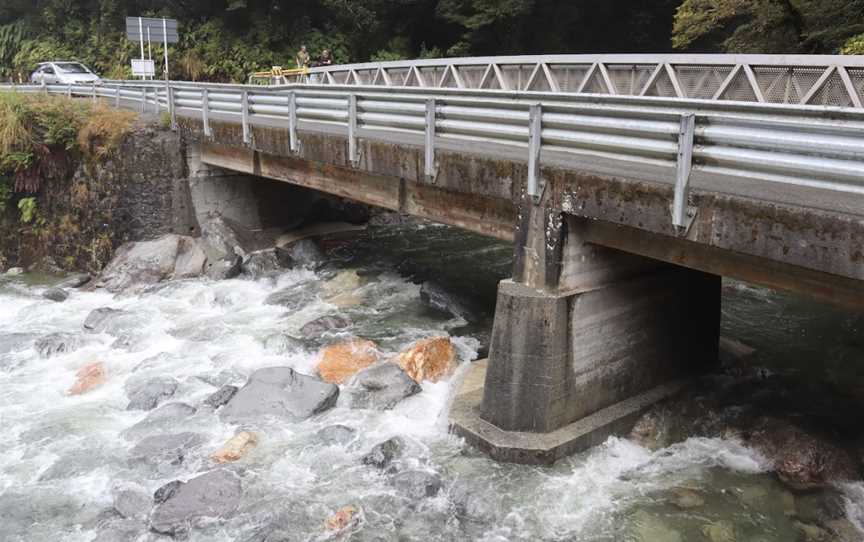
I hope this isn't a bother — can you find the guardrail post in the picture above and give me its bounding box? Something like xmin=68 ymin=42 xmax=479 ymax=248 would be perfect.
xmin=91 ymin=82 xmax=97 ymax=103
xmin=348 ymin=94 xmax=358 ymax=166
xmin=672 ymin=113 xmax=697 ymax=231
xmin=241 ymin=89 xmax=251 ymax=145
xmin=42 ymin=80 xmax=47 ymax=95
xmin=202 ymin=88 xmax=211 ymax=137
xmin=527 ymin=103 xmax=543 ymax=199
xmin=288 ymin=90 xmax=298 ymax=153
xmin=424 ymin=98 xmax=436 ymax=180
xmin=168 ymin=85 xmax=177 ymax=130
xmin=140 ymin=87 xmax=146 ymax=114
xmin=66 ymin=84 xmax=72 ymax=98
xmin=114 ymin=84 xmax=121 ymax=108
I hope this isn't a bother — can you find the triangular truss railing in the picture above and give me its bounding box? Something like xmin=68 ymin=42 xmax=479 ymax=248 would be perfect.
xmin=301 ymin=54 xmax=864 ymax=108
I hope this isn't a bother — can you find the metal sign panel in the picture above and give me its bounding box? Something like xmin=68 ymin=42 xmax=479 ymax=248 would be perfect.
xmin=125 ymin=17 xmax=179 ymax=43
xmin=131 ymin=59 xmax=156 ymax=77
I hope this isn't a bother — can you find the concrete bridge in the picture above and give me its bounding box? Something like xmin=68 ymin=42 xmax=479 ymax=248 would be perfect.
xmin=6 ymin=54 xmax=864 ymax=463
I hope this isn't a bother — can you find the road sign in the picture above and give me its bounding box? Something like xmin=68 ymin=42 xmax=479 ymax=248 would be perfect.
xmin=131 ymin=59 xmax=156 ymax=77
xmin=125 ymin=17 xmax=179 ymax=43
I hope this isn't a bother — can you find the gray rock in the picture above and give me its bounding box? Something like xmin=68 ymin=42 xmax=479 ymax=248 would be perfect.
xmin=112 ymin=487 xmax=150 ymax=521
xmin=299 ymin=315 xmax=351 ymax=339
xmin=39 ymin=449 xmax=112 ymax=481
xmin=149 ymin=470 xmax=243 ymax=536
xmin=125 ymin=402 xmax=197 ymax=437
xmin=96 ymin=235 xmax=205 ymax=292
xmin=242 ymin=249 xmax=282 ymax=277
xmin=276 ymin=239 xmax=325 ymax=269
xmin=390 ymin=470 xmax=443 ymax=500
xmin=154 ymin=480 xmax=183 ymax=504
xmin=219 ymin=367 xmax=339 ymax=424
xmin=343 ymin=363 xmax=421 ymax=410
xmin=316 ymin=425 xmax=357 ymax=446
xmin=419 ymin=281 xmax=478 ymax=323
xmin=205 ymin=252 xmax=242 ymax=280
xmin=129 ymin=432 xmax=205 ymax=468
xmin=83 ymin=307 xmax=135 ymax=334
xmin=42 ymin=287 xmax=69 ymax=302
xmin=125 ymin=376 xmax=179 ymax=411
xmin=203 ymin=385 xmax=238 ymax=409
xmin=92 ymin=519 xmax=145 ymax=542
xmin=264 ymin=281 xmax=320 ymax=309
xmin=361 ymin=437 xmax=405 ymax=469
xmin=173 ymin=240 xmax=208 ymax=279
xmin=34 ymin=332 xmax=81 ymax=358
xmin=263 ymin=333 xmax=306 ymax=354
xmin=56 ymin=273 xmax=91 ymax=289
xmin=5 ymin=267 xmax=24 ymax=276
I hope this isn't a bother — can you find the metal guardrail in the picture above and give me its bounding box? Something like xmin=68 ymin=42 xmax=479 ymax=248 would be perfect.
xmin=3 ymin=79 xmax=864 ymax=231
xmin=296 ymin=54 xmax=864 ymax=109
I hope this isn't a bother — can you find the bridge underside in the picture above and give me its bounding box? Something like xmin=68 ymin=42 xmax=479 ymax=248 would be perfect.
xmin=189 ymin=118 xmax=864 ymax=464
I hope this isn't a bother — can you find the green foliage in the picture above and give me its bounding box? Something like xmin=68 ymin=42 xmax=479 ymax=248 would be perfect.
xmin=17 ymin=196 xmax=36 ymax=224
xmin=841 ymin=33 xmax=864 ymax=54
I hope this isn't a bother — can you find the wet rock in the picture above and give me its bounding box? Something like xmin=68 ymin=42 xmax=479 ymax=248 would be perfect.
xmin=112 ymin=487 xmax=150 ymax=521
xmin=324 ymin=505 xmax=362 ymax=533
xmin=205 ymin=252 xmax=242 ymax=280
xmin=149 ymin=470 xmax=243 ymax=536
xmin=629 ymin=410 xmax=673 ymax=451
xmin=794 ymin=521 xmax=831 ymax=541
xmin=154 ymin=480 xmax=183 ymax=504
xmin=56 ymin=273 xmax=91 ymax=289
xmin=129 ymin=432 xmax=205 ymax=469
xmin=173 ymin=240 xmax=208 ymax=279
xmin=630 ymin=510 xmax=683 ymax=542
xmin=824 ymin=519 xmax=861 ymax=542
xmin=126 ymin=402 xmax=197 ymax=436
xmin=219 ymin=367 xmax=339 ymax=423
xmin=316 ymin=425 xmax=356 ymax=446
xmin=264 ymin=281 xmax=320 ymax=309
xmin=322 ymin=270 xmax=361 ymax=298
xmin=390 ymin=470 xmax=442 ymax=500
xmin=263 ymin=333 xmax=306 ymax=354
xmin=242 ymin=249 xmax=282 ymax=277
xmin=361 ymin=437 xmax=405 ymax=469
xmin=300 ymin=315 xmax=352 ymax=339
xmin=670 ymin=487 xmax=704 ymax=509
xmin=450 ymin=479 xmax=494 ymax=521
xmin=92 ymin=518 xmax=145 ymax=542
xmin=96 ymin=234 xmax=205 ymax=292
xmin=204 ymin=385 xmax=239 ymax=409
xmin=125 ymin=375 xmax=178 ymax=410
xmin=83 ymin=307 xmax=135 ymax=334
xmin=69 ymin=361 xmax=106 ymax=395
xmin=276 ymin=239 xmax=325 ymax=269
xmin=747 ymin=417 xmax=859 ymax=491
xmin=343 ymin=362 xmax=422 ymax=410
xmin=211 ymin=431 xmax=258 ymax=463
xmin=39 ymin=448 xmax=113 ymax=481
xmin=35 ymin=332 xmax=81 ymax=358
xmin=701 ymin=520 xmax=736 ymax=542
xmin=397 ymin=336 xmax=457 ymax=383
xmin=5 ymin=267 xmax=24 ymax=275
xmin=42 ymin=287 xmax=68 ymax=302
xmin=419 ymin=281 xmax=477 ymax=323
xmin=316 ymin=339 xmax=380 ymax=384
xmin=795 ymin=490 xmax=847 ymax=524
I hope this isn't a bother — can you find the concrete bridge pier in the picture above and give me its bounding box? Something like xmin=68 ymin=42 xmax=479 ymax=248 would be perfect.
xmin=451 ymin=201 xmax=721 ymax=464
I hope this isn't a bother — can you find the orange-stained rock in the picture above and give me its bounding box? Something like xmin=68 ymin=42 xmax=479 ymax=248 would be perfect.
xmin=317 ymin=339 xmax=380 ymax=384
xmin=211 ymin=431 xmax=257 ymax=463
xmin=324 ymin=505 xmax=361 ymax=532
xmin=68 ymin=362 xmax=106 ymax=395
xmin=397 ymin=337 xmax=456 ymax=383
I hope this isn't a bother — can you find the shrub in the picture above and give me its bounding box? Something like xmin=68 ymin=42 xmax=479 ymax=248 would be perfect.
xmin=77 ymin=105 xmax=136 ymax=160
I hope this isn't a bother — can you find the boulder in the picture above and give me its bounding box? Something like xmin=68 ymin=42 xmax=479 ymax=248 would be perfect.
xmin=83 ymin=308 xmax=135 ymax=335
xmin=96 ymin=235 xmax=205 ymax=292
xmin=93 ymin=519 xmax=145 ymax=542
xmin=211 ymin=431 xmax=257 ymax=463
xmin=747 ymin=417 xmax=859 ymax=491
xmin=263 ymin=333 xmax=306 ymax=354
xmin=316 ymin=425 xmax=356 ymax=446
xmin=324 ymin=505 xmax=361 ymax=533
xmin=149 ymin=470 xmax=242 ymax=536
xmin=173 ymin=240 xmax=208 ymax=279
xmin=397 ymin=336 xmax=456 ymax=383
xmin=154 ymin=481 xmax=182 ymax=504
xmin=203 ymin=385 xmax=239 ymax=409
xmin=670 ymin=487 xmax=704 ymax=509
xmin=35 ymin=332 xmax=81 ymax=358
xmin=56 ymin=273 xmax=91 ymax=289
xmin=125 ymin=376 xmax=178 ymax=411
xmin=219 ymin=367 xmax=339 ymax=423
xmin=361 ymin=437 xmax=405 ymax=469
xmin=69 ymin=362 xmax=106 ymax=395
xmin=129 ymin=432 xmax=205 ymax=468
xmin=276 ymin=239 xmax=325 ymax=269
xmin=390 ymin=470 xmax=443 ymax=500
xmin=242 ymin=249 xmax=282 ymax=277
xmin=701 ymin=520 xmax=736 ymax=542
xmin=630 ymin=510 xmax=683 ymax=542
xmin=205 ymin=252 xmax=242 ymax=280
xmin=125 ymin=403 xmax=197 ymax=436
xmin=5 ymin=267 xmax=24 ymax=276
xmin=42 ymin=288 xmax=68 ymax=302
xmin=299 ymin=315 xmax=351 ymax=339
xmin=629 ymin=409 xmax=673 ymax=451
xmin=343 ymin=362 xmax=421 ymax=410
xmin=112 ymin=486 xmax=150 ymax=521
xmin=419 ymin=281 xmax=477 ymax=322
xmin=316 ymin=339 xmax=380 ymax=384
xmin=264 ymin=281 xmax=320 ymax=310
xmin=322 ymin=270 xmax=361 ymax=298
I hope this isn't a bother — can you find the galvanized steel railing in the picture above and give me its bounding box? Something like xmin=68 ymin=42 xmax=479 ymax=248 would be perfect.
xmin=298 ymin=54 xmax=864 ymax=109
xmin=3 ymin=79 xmax=864 ymax=230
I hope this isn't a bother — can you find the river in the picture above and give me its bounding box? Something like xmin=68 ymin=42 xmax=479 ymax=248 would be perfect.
xmin=0 ymin=220 xmax=862 ymax=541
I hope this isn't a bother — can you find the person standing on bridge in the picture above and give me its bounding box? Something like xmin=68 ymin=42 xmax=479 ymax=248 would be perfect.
xmin=317 ymin=49 xmax=333 ymax=67
xmin=295 ymin=45 xmax=310 ymax=69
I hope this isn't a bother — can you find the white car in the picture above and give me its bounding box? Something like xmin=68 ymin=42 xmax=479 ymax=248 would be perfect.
xmin=30 ymin=61 xmax=102 ymax=85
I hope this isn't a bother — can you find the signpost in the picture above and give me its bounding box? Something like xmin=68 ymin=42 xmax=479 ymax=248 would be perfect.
xmin=125 ymin=17 xmax=179 ymax=80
